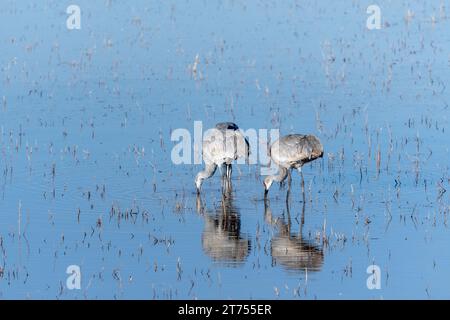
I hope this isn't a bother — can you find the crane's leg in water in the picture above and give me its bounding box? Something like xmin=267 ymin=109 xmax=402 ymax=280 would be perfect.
xmin=286 ymin=169 xmax=292 ymax=205
xmin=219 ymin=163 xmax=226 ymax=178
xmin=222 ymin=178 xmax=232 ymax=197
xmin=297 ymin=167 xmax=306 ymax=203
xmin=287 ymin=169 xmax=292 ymax=192
xmin=299 ymin=201 xmax=305 ymax=235
xmin=220 ymin=163 xmax=226 ymax=189
xmin=226 ymin=164 xmax=232 ymax=180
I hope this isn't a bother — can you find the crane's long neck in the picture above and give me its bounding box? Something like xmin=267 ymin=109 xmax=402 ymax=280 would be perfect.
xmin=264 ymin=166 xmax=288 ymax=194
xmin=272 ymin=166 xmax=288 ymax=183
xmin=196 ymin=162 xmax=217 ymax=190
xmin=199 ymin=163 xmax=217 ymax=179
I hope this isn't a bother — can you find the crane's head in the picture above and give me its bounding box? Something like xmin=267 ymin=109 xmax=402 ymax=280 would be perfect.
xmin=263 ymin=175 xmax=274 ymax=195
xmin=195 ymin=174 xmax=204 ymax=193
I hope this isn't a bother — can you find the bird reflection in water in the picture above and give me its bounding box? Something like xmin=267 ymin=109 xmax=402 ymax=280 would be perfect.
xmin=196 ymin=182 xmax=251 ymax=266
xmin=264 ymin=197 xmax=323 ymax=273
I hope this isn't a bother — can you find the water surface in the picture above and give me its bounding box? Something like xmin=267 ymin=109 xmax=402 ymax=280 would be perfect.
xmin=0 ymin=0 xmax=449 ymax=299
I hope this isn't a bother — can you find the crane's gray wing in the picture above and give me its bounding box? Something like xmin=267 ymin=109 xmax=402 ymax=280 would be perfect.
xmin=202 ymin=125 xmax=250 ymax=164
xmin=271 ymin=134 xmax=323 ymax=166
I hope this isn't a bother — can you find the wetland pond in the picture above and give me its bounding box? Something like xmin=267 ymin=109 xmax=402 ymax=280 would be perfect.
xmin=0 ymin=0 xmax=449 ymax=299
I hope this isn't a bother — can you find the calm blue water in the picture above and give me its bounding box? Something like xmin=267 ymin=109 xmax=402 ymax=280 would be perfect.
xmin=0 ymin=0 xmax=449 ymax=299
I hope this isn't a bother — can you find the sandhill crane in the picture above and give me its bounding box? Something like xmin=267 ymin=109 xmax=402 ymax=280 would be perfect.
xmin=263 ymin=134 xmax=323 ymax=198
xmin=264 ymin=198 xmax=323 ymax=272
xmin=195 ymin=122 xmax=250 ymax=192
xmin=196 ymin=187 xmax=251 ymax=265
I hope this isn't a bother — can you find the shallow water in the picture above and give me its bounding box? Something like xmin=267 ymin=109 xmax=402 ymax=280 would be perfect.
xmin=0 ymin=0 xmax=449 ymax=299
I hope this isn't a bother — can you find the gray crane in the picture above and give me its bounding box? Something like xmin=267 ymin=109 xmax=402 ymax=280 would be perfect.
xmin=195 ymin=122 xmax=250 ymax=192
xmin=263 ymin=134 xmax=323 ymax=198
